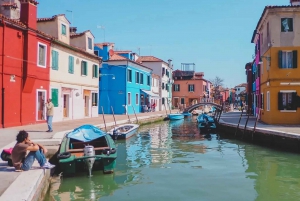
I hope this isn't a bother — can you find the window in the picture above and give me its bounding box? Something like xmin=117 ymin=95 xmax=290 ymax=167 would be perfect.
xmin=152 ymin=78 xmax=154 ymax=86
xmin=261 ymin=93 xmax=264 ymax=109
xmin=162 ymin=98 xmax=165 ymax=105
xmin=81 ymin=61 xmax=88 ymax=76
xmin=278 ymin=50 xmax=297 ymax=69
xmin=281 ymin=18 xmax=293 ymax=32
xmin=136 ymin=72 xmax=140 ymax=83
xmin=181 ymin=98 xmax=185 ymax=104
xmin=166 ymin=70 xmax=169 ymax=77
xmin=267 ymin=91 xmax=270 ymax=111
xmin=174 ymin=84 xmax=180 ymax=91
xmin=88 ymin=37 xmax=93 ymax=50
xmin=127 ymin=69 xmax=132 ymax=82
xmin=140 ymin=73 xmax=144 ymax=84
xmin=92 ymin=93 xmax=98 ymax=106
xmin=61 ymin=24 xmax=66 ymax=35
xmin=147 ymin=75 xmax=150 ymax=86
xmin=188 ymin=84 xmax=195 ymax=92
xmin=162 ymin=83 xmax=165 ymax=90
xmin=136 ymin=94 xmax=139 ymax=105
xmin=51 ymin=88 xmax=59 ymax=107
xmin=92 ymin=64 xmax=98 ymax=78
xmin=162 ymin=68 xmax=165 ymax=76
xmin=51 ymin=50 xmax=59 ymax=70
xmin=278 ymin=91 xmax=297 ymax=111
xmin=37 ymin=43 xmax=46 ymax=68
xmin=128 ymin=93 xmax=131 ymax=105
xmin=68 ymin=56 xmax=74 ymax=74
xmin=166 ymin=84 xmax=169 ymax=91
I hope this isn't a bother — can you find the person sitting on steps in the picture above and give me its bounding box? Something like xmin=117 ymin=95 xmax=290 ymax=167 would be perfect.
xmin=11 ymin=130 xmax=55 ymax=172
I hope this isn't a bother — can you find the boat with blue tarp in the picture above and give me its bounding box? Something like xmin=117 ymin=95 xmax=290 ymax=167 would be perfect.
xmin=57 ymin=124 xmax=117 ymax=176
xmin=168 ymin=113 xmax=184 ymax=120
xmin=197 ymin=114 xmax=217 ymax=131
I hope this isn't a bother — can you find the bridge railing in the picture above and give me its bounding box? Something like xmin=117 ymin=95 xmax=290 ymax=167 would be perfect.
xmin=200 ymin=98 xmax=214 ymax=103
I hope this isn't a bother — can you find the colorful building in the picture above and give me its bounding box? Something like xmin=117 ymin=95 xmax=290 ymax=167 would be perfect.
xmin=94 ymin=44 xmax=154 ymax=114
xmin=137 ymin=56 xmax=173 ymax=111
xmin=253 ymin=0 xmax=300 ymax=124
xmin=245 ymin=62 xmax=253 ymax=113
xmin=37 ymin=15 xmax=101 ymax=122
xmin=0 ymin=0 xmax=51 ymax=127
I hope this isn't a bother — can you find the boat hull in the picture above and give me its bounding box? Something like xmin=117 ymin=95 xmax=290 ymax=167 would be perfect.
xmin=107 ymin=124 xmax=139 ymax=140
xmin=168 ymin=114 xmax=184 ymax=120
xmin=197 ymin=114 xmax=217 ymax=131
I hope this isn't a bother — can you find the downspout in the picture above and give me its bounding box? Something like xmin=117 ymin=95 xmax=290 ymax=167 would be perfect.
xmin=20 ymin=28 xmax=24 ymax=125
xmin=1 ymin=19 xmax=6 ymax=128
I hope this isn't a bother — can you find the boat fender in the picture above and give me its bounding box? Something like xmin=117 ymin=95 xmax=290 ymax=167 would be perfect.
xmin=57 ymin=152 xmax=71 ymax=159
xmin=103 ymin=148 xmax=116 ymax=155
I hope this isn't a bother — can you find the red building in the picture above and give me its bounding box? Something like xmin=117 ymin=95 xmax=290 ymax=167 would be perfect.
xmin=0 ymin=0 xmax=51 ymax=128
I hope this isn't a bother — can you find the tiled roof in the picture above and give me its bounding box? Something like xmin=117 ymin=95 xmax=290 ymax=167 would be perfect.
xmin=70 ymin=30 xmax=95 ymax=38
xmin=137 ymin=56 xmax=164 ymax=62
xmin=94 ymin=42 xmax=114 ymax=49
xmin=114 ymin=50 xmax=132 ymax=54
xmin=2 ymin=3 xmax=18 ymax=9
xmin=255 ymin=5 xmax=300 ymax=31
xmin=0 ymin=14 xmax=26 ymax=28
xmin=108 ymin=53 xmax=152 ymax=70
xmin=235 ymin=83 xmax=247 ymax=88
xmin=37 ymin=14 xmax=65 ymax=22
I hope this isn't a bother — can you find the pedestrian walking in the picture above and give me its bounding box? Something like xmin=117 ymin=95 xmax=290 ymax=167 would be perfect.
xmin=45 ymin=99 xmax=54 ymax=132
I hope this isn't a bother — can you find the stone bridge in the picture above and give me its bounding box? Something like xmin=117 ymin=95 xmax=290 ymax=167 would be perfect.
xmin=183 ymin=102 xmax=222 ymax=113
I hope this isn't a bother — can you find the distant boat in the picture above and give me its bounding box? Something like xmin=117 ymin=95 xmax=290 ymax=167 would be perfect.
xmin=197 ymin=114 xmax=217 ymax=131
xmin=182 ymin=112 xmax=192 ymax=117
xmin=107 ymin=124 xmax=139 ymax=140
xmin=168 ymin=113 xmax=184 ymax=120
xmin=192 ymin=110 xmax=203 ymax=115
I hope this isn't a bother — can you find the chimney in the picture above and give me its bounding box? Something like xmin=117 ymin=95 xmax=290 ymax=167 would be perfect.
xmin=20 ymin=0 xmax=38 ymax=29
xmin=291 ymin=0 xmax=300 ymax=5
xmin=102 ymin=43 xmax=109 ymax=61
xmin=70 ymin=27 xmax=77 ymax=33
xmin=168 ymin=59 xmax=172 ymax=68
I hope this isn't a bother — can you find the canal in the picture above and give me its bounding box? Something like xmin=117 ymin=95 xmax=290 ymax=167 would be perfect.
xmin=48 ymin=116 xmax=300 ymax=201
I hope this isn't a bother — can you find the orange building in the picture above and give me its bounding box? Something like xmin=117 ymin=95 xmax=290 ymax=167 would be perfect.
xmin=172 ymin=69 xmax=209 ymax=108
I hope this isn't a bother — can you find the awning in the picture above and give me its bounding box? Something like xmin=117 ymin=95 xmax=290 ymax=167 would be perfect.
xmin=141 ymin=89 xmax=160 ymax=99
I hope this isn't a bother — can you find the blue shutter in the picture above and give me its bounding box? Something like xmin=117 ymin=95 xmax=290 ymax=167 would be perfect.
xmin=293 ymin=50 xmax=297 ymax=68
xmin=278 ymin=51 xmax=282 ymax=68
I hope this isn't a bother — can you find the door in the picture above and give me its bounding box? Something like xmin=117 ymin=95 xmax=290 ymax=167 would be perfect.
xmin=63 ymin=94 xmax=69 ymax=118
xmin=37 ymin=90 xmax=46 ymax=121
xmin=174 ymin=98 xmax=179 ymax=108
xmin=85 ymin=96 xmax=89 ymax=116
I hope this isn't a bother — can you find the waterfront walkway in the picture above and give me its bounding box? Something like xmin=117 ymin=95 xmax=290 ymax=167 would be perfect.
xmin=0 ymin=110 xmax=171 ymax=201
xmin=219 ymin=111 xmax=300 ymax=136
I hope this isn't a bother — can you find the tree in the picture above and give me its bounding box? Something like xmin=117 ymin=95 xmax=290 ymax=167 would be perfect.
xmin=210 ymin=76 xmax=224 ymax=99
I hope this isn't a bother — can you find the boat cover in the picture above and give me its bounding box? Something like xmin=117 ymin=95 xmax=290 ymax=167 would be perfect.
xmin=67 ymin=124 xmax=107 ymax=142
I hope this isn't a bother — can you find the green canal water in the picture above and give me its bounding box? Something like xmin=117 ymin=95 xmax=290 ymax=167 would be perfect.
xmin=48 ymin=117 xmax=300 ymax=201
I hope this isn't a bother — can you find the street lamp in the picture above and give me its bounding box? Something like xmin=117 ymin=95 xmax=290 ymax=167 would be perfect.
xmin=97 ymin=25 xmax=105 ymax=42
xmin=99 ymin=74 xmax=115 ymax=79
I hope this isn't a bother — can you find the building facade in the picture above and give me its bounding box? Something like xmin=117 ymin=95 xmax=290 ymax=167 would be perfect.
xmin=253 ymin=1 xmax=300 ymax=124
xmin=95 ymin=44 xmax=154 ymax=114
xmin=37 ymin=15 xmax=100 ymax=122
xmin=137 ymin=56 xmax=173 ymax=111
xmin=245 ymin=62 xmax=253 ymax=113
xmin=0 ymin=0 xmax=51 ymax=128
xmin=151 ymin=74 xmax=160 ymax=111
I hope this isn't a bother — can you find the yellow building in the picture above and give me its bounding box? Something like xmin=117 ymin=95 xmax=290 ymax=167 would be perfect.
xmin=255 ymin=2 xmax=300 ymax=124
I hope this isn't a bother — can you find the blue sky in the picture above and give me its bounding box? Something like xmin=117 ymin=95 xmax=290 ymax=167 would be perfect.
xmin=38 ymin=0 xmax=288 ymax=88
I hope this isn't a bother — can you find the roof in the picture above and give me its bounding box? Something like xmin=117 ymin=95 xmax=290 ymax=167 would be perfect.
xmin=2 ymin=3 xmax=18 ymax=9
xmin=108 ymin=53 xmax=152 ymax=70
xmin=255 ymin=5 xmax=300 ymax=31
xmin=173 ymin=70 xmax=195 ymax=77
xmin=94 ymin=43 xmax=115 ymax=49
xmin=114 ymin=50 xmax=132 ymax=54
xmin=0 ymin=14 xmax=26 ymax=28
xmin=137 ymin=56 xmax=169 ymax=65
xmin=70 ymin=30 xmax=95 ymax=39
xmin=235 ymin=83 xmax=247 ymax=88
xmin=37 ymin=14 xmax=70 ymax=23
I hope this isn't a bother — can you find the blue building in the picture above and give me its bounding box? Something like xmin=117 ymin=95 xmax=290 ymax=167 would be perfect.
xmin=95 ymin=43 xmax=155 ymax=114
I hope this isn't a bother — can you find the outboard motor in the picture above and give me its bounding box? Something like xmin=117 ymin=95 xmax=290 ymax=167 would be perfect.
xmin=112 ymin=129 xmax=118 ymax=140
xmin=83 ymin=145 xmax=95 ymax=177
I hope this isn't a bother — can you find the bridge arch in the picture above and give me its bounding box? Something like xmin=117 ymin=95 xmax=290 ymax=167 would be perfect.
xmin=183 ymin=102 xmax=222 ymax=113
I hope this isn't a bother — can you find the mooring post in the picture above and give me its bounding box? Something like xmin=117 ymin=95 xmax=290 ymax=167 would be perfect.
xmin=252 ymin=108 xmax=261 ymax=141
xmin=132 ymin=105 xmax=138 ymax=123
xmin=164 ymin=104 xmax=168 ymax=115
xmin=167 ymin=102 xmax=172 ymax=114
xmin=101 ymin=106 xmax=107 ymax=132
xmin=242 ymin=109 xmax=250 ymax=139
xmin=235 ymin=108 xmax=244 ymax=136
xmin=217 ymin=103 xmax=224 ymax=122
xmin=124 ymin=105 xmax=131 ymax=123
xmin=111 ymin=106 xmax=117 ymax=127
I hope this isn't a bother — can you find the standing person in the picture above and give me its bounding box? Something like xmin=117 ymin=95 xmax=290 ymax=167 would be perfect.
xmin=11 ymin=130 xmax=55 ymax=172
xmin=152 ymin=102 xmax=156 ymax=112
xmin=45 ymin=99 xmax=54 ymax=132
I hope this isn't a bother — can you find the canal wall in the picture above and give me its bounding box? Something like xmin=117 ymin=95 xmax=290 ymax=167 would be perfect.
xmin=0 ymin=112 xmax=167 ymax=201
xmin=217 ymin=120 xmax=300 ymax=153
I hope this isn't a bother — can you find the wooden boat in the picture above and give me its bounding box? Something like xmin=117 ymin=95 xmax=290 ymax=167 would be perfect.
xmin=57 ymin=124 xmax=117 ymax=176
xmin=197 ymin=114 xmax=216 ymax=131
xmin=168 ymin=113 xmax=184 ymax=120
xmin=107 ymin=124 xmax=139 ymax=140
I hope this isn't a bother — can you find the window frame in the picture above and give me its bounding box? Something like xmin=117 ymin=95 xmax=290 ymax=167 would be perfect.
xmin=136 ymin=72 xmax=140 ymax=84
xmin=136 ymin=94 xmax=139 ymax=105
xmin=51 ymin=50 xmax=59 ymax=70
xmin=37 ymin=42 xmax=47 ymax=68
xmin=92 ymin=64 xmax=98 ymax=78
xmin=68 ymin=55 xmax=74 ymax=74
xmin=188 ymin=84 xmax=195 ymax=92
xmin=127 ymin=92 xmax=131 ymax=105
xmin=267 ymin=91 xmax=270 ymax=111
xmin=147 ymin=75 xmax=150 ymax=86
xmin=127 ymin=69 xmax=132 ymax=82
xmin=81 ymin=61 xmax=88 ymax=76
xmin=92 ymin=92 xmax=98 ymax=107
xmin=278 ymin=90 xmax=297 ymax=112
xmin=281 ymin=18 xmax=293 ymax=32
xmin=140 ymin=73 xmax=144 ymax=84
xmin=174 ymin=84 xmax=180 ymax=91
xmin=88 ymin=37 xmax=93 ymax=50
xmin=61 ymin=24 xmax=67 ymax=35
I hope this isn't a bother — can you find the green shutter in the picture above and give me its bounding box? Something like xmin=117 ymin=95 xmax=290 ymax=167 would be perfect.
xmin=51 ymin=50 xmax=55 ymax=70
xmin=85 ymin=62 xmax=88 ymax=75
xmin=51 ymin=88 xmax=59 ymax=107
xmin=68 ymin=56 xmax=74 ymax=74
xmin=278 ymin=50 xmax=282 ymax=68
xmin=278 ymin=92 xmax=283 ymax=110
xmin=293 ymin=50 xmax=297 ymax=68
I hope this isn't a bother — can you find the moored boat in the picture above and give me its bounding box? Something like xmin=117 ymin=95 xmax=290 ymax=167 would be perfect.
xmin=107 ymin=124 xmax=139 ymax=140
xmin=168 ymin=113 xmax=184 ymax=120
xmin=57 ymin=124 xmax=117 ymax=176
xmin=197 ymin=114 xmax=217 ymax=131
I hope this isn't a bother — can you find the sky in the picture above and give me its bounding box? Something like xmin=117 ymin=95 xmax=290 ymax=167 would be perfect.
xmin=38 ymin=0 xmax=288 ymax=88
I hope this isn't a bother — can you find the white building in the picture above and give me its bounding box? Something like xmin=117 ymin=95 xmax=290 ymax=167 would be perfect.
xmin=137 ymin=56 xmax=173 ymax=111
xmin=151 ymin=73 xmax=161 ymax=111
xmin=234 ymin=83 xmax=247 ymax=103
xmin=37 ymin=14 xmax=101 ymax=122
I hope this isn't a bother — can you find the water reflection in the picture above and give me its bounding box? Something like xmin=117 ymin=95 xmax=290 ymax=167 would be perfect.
xmin=50 ymin=116 xmax=300 ymax=201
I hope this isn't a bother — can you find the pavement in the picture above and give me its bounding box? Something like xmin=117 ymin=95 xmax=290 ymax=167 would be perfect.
xmin=0 ymin=110 xmax=171 ymax=201
xmin=219 ymin=110 xmax=300 ymax=136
